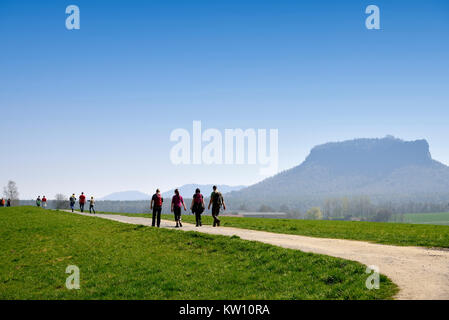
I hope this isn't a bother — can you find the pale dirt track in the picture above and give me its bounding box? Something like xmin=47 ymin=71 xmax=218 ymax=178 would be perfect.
xmin=67 ymin=210 xmax=449 ymax=300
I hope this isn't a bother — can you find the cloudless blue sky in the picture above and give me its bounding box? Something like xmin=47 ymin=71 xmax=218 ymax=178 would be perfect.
xmin=1 ymin=0 xmax=448 ymax=199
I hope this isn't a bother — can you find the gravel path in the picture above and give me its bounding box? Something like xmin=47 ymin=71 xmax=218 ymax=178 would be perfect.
xmin=67 ymin=211 xmax=449 ymax=300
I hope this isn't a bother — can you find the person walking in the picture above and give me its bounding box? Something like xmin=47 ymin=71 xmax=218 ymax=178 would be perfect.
xmin=42 ymin=196 xmax=47 ymax=209
xmin=150 ymin=189 xmax=163 ymax=227
xmin=79 ymin=192 xmax=86 ymax=212
xmin=171 ymin=189 xmax=186 ymax=228
xmin=89 ymin=196 xmax=96 ymax=214
xmin=69 ymin=194 xmax=76 ymax=212
xmin=190 ymin=188 xmax=205 ymax=227
xmin=6 ymin=199 xmax=11 ymax=207
xmin=0 ymin=198 xmax=4 ymax=207
xmin=208 ymin=185 xmax=226 ymax=227
xmin=36 ymin=196 xmax=41 ymax=207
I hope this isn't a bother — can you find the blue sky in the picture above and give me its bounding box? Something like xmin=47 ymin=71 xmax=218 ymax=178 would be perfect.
xmin=1 ymin=0 xmax=448 ymax=199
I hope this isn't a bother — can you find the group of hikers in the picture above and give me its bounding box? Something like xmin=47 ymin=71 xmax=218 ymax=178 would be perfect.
xmin=150 ymin=185 xmax=226 ymax=228
xmin=0 ymin=198 xmax=11 ymax=207
xmin=35 ymin=196 xmax=48 ymax=208
xmin=35 ymin=193 xmax=96 ymax=214
xmin=68 ymin=193 xmax=96 ymax=214
xmin=33 ymin=185 xmax=226 ymax=228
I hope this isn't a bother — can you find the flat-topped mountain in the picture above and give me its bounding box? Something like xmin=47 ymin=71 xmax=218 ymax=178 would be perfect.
xmin=229 ymin=136 xmax=449 ymax=204
xmin=305 ymin=136 xmax=432 ymax=175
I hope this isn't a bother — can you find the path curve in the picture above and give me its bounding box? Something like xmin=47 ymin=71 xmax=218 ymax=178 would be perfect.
xmin=67 ymin=211 xmax=449 ymax=300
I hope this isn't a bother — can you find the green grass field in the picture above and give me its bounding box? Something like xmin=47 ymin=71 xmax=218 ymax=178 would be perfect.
xmin=402 ymin=212 xmax=449 ymax=226
xmin=0 ymin=206 xmax=397 ymax=300
xmin=100 ymin=211 xmax=449 ymax=248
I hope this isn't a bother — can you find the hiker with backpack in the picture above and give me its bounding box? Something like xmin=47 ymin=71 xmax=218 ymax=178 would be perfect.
xmin=191 ymin=188 xmax=205 ymax=227
xmin=0 ymin=198 xmax=4 ymax=207
xmin=79 ymin=192 xmax=86 ymax=212
xmin=42 ymin=196 xmax=47 ymax=209
xmin=208 ymin=186 xmax=226 ymax=227
xmin=69 ymin=194 xmax=76 ymax=212
xmin=150 ymin=189 xmax=163 ymax=227
xmin=36 ymin=196 xmax=41 ymax=207
xmin=89 ymin=196 xmax=96 ymax=214
xmin=171 ymin=189 xmax=186 ymax=228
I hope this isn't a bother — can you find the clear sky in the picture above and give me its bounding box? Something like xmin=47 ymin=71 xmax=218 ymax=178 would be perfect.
xmin=1 ymin=0 xmax=448 ymax=199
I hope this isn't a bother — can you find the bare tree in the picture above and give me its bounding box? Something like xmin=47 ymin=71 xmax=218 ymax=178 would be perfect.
xmin=55 ymin=194 xmax=69 ymax=210
xmin=3 ymin=180 xmax=19 ymax=206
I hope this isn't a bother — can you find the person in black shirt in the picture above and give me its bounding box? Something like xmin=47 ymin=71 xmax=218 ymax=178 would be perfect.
xmin=150 ymin=189 xmax=163 ymax=227
xmin=190 ymin=188 xmax=205 ymax=227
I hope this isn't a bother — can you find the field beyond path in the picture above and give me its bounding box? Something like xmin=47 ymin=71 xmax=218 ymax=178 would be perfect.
xmin=77 ymin=211 xmax=449 ymax=300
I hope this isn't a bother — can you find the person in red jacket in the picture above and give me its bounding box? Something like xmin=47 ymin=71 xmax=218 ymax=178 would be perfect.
xmin=150 ymin=189 xmax=163 ymax=227
xmin=42 ymin=196 xmax=47 ymax=209
xmin=79 ymin=192 xmax=86 ymax=212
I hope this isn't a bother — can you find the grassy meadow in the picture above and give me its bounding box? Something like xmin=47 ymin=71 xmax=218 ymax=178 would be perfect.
xmin=402 ymin=212 xmax=449 ymax=226
xmin=0 ymin=206 xmax=397 ymax=300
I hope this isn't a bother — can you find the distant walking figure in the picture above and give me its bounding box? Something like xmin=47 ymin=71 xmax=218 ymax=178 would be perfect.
xmin=171 ymin=189 xmax=186 ymax=228
xmin=89 ymin=196 xmax=96 ymax=214
xmin=150 ymin=189 xmax=163 ymax=227
xmin=36 ymin=196 xmax=41 ymax=207
xmin=69 ymin=194 xmax=76 ymax=212
xmin=6 ymin=199 xmax=11 ymax=207
xmin=191 ymin=188 xmax=205 ymax=227
xmin=79 ymin=192 xmax=86 ymax=212
xmin=0 ymin=198 xmax=5 ymax=207
xmin=42 ymin=196 xmax=47 ymax=209
xmin=208 ymin=186 xmax=226 ymax=227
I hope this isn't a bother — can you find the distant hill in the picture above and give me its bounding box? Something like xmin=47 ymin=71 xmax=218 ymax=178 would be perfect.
xmin=228 ymin=136 xmax=449 ymax=205
xmin=100 ymin=190 xmax=150 ymax=201
xmin=162 ymin=184 xmax=246 ymax=198
xmin=100 ymin=185 xmax=246 ymax=201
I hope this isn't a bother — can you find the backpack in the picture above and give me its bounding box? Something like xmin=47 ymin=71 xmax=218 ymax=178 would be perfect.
xmin=212 ymin=192 xmax=222 ymax=207
xmin=193 ymin=193 xmax=203 ymax=204
xmin=193 ymin=194 xmax=205 ymax=214
xmin=154 ymin=194 xmax=163 ymax=207
xmin=172 ymin=195 xmax=183 ymax=208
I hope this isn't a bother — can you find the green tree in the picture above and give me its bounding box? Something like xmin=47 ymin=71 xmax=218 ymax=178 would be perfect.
xmin=259 ymin=204 xmax=274 ymax=212
xmin=305 ymin=207 xmax=323 ymax=220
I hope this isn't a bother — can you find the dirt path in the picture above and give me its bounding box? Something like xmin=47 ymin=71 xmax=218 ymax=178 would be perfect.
xmin=67 ymin=211 xmax=449 ymax=300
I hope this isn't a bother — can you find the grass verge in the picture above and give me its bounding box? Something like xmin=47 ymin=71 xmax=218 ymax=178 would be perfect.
xmin=0 ymin=207 xmax=397 ymax=299
xmin=98 ymin=211 xmax=449 ymax=248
